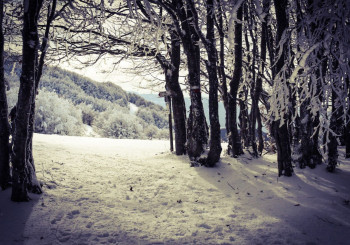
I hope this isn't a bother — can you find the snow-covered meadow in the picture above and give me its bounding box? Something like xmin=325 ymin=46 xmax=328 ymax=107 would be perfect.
xmin=1 ymin=134 xmax=350 ymax=245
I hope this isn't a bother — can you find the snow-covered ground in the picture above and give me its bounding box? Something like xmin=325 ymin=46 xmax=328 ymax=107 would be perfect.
xmin=1 ymin=134 xmax=350 ymax=245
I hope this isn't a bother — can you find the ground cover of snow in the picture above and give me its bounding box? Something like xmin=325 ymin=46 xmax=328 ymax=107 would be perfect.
xmin=1 ymin=133 xmax=350 ymax=245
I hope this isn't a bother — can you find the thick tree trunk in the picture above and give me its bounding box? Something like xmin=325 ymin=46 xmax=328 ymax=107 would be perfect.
xmin=168 ymin=34 xmax=186 ymax=155
xmin=176 ymin=0 xmax=208 ymax=160
xmin=204 ymin=0 xmax=222 ymax=167
xmin=228 ymin=5 xmax=243 ymax=157
xmin=273 ymin=0 xmax=293 ymax=176
xmin=298 ymin=0 xmax=323 ymax=168
xmin=24 ymin=0 xmax=56 ymax=193
xmin=0 ymin=0 xmax=11 ymax=190
xmin=11 ymin=0 xmax=43 ymax=202
xmin=26 ymin=96 xmax=42 ymax=193
xmin=165 ymin=32 xmax=186 ymax=155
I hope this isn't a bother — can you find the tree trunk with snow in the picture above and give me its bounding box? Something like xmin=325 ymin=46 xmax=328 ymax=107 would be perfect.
xmin=272 ymin=0 xmax=293 ymax=176
xmin=176 ymin=0 xmax=208 ymax=160
xmin=327 ymin=90 xmax=339 ymax=172
xmin=0 ymin=0 xmax=11 ymax=190
xmin=25 ymin=0 xmax=57 ymax=193
xmin=11 ymin=0 xmax=43 ymax=202
xmin=298 ymin=0 xmax=324 ymax=169
xmin=256 ymin=0 xmax=270 ymax=155
xmin=227 ymin=5 xmax=243 ymax=158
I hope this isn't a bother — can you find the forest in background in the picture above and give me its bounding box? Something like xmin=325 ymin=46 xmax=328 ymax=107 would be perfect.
xmin=4 ymin=56 xmax=169 ymax=139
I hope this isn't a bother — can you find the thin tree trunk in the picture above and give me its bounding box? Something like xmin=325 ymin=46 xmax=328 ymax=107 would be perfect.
xmin=256 ymin=0 xmax=270 ymax=154
xmin=228 ymin=5 xmax=243 ymax=157
xmin=0 ymin=0 xmax=11 ymax=190
xmin=327 ymin=89 xmax=338 ymax=172
xmin=11 ymin=0 xmax=43 ymax=202
xmin=239 ymin=90 xmax=249 ymax=148
xmin=217 ymin=0 xmax=229 ymax=147
xmin=204 ymin=0 xmax=222 ymax=167
xmin=346 ymin=73 xmax=350 ymax=158
xmin=245 ymin=3 xmax=259 ymax=157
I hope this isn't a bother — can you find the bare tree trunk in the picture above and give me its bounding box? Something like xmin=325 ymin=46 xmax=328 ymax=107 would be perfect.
xmin=11 ymin=0 xmax=43 ymax=202
xmin=217 ymin=0 xmax=230 ymax=149
xmin=273 ymin=0 xmax=293 ymax=176
xmin=25 ymin=0 xmax=57 ymax=194
xmin=204 ymin=0 xmax=222 ymax=167
xmin=165 ymin=32 xmax=187 ymax=155
xmin=228 ymin=5 xmax=243 ymax=157
xmin=239 ymin=90 xmax=249 ymax=148
xmin=176 ymin=0 xmax=208 ymax=160
xmin=346 ymin=74 xmax=350 ymax=158
xmin=0 ymin=0 xmax=11 ymax=190
xmin=327 ymin=89 xmax=339 ymax=172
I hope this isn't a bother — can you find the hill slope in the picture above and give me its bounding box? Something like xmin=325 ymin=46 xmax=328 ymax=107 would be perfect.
xmin=4 ymin=60 xmax=169 ymax=139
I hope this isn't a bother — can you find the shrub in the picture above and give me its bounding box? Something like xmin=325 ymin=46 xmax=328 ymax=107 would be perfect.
xmin=94 ymin=109 xmax=145 ymax=139
xmin=35 ymin=90 xmax=84 ymax=136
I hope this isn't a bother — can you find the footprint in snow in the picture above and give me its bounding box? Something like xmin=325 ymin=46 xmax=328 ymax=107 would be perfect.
xmin=67 ymin=210 xmax=80 ymax=219
xmin=197 ymin=223 xmax=212 ymax=229
xmin=86 ymin=222 xmax=94 ymax=228
xmin=50 ymin=212 xmax=64 ymax=224
xmin=97 ymin=232 xmax=110 ymax=238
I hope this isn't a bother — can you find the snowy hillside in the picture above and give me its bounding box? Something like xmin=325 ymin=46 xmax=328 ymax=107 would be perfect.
xmin=4 ymin=60 xmax=169 ymax=139
xmin=0 ymin=134 xmax=349 ymax=245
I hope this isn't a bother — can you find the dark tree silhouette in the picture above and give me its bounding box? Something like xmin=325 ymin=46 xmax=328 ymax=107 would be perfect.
xmin=227 ymin=4 xmax=243 ymax=157
xmin=11 ymin=0 xmax=44 ymax=201
xmin=0 ymin=0 xmax=11 ymax=190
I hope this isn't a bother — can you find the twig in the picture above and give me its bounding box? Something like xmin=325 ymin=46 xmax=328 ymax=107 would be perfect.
xmin=227 ymin=182 xmax=235 ymax=190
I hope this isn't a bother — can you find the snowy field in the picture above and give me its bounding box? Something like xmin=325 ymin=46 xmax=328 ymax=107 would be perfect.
xmin=1 ymin=133 xmax=350 ymax=245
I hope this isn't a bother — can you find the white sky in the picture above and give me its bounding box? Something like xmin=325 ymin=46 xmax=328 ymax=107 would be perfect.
xmin=59 ymin=54 xmax=168 ymax=95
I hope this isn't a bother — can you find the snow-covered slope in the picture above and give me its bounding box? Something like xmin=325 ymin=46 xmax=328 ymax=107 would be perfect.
xmin=0 ymin=134 xmax=349 ymax=245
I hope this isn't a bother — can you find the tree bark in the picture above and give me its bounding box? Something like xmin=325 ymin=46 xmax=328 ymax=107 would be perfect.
xmin=165 ymin=32 xmax=187 ymax=155
xmin=11 ymin=0 xmax=43 ymax=202
xmin=346 ymin=75 xmax=350 ymax=158
xmin=25 ymin=0 xmax=57 ymax=194
xmin=227 ymin=5 xmax=243 ymax=157
xmin=176 ymin=0 xmax=208 ymax=160
xmin=327 ymin=89 xmax=338 ymax=172
xmin=256 ymin=0 xmax=270 ymax=155
xmin=0 ymin=0 xmax=11 ymax=190
xmin=273 ymin=0 xmax=293 ymax=176
xmin=298 ymin=0 xmax=323 ymax=169
xmin=203 ymin=0 xmax=222 ymax=167
xmin=217 ymin=0 xmax=230 ymax=149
